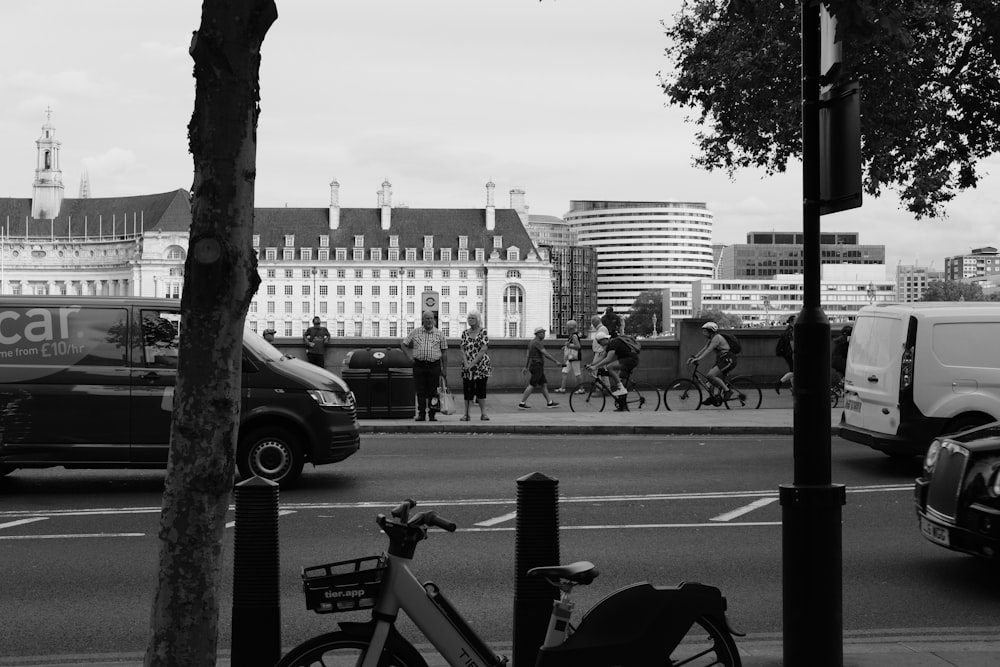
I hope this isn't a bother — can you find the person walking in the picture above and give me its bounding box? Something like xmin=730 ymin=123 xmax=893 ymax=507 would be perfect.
xmin=459 ymin=311 xmax=491 ymax=421
xmin=831 ymin=324 xmax=852 ymax=383
xmin=518 ymin=326 xmax=560 ymax=410
xmin=401 ymin=310 xmax=448 ymax=422
xmin=589 ymin=315 xmax=610 ymax=369
xmin=555 ymin=319 xmax=583 ymax=394
xmin=303 ymin=316 xmax=331 ymax=367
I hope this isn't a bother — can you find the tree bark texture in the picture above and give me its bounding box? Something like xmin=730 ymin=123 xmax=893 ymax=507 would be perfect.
xmin=145 ymin=1 xmax=275 ymax=665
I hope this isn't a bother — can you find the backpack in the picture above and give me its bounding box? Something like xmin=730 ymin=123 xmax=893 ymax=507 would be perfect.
xmin=775 ymin=332 xmax=791 ymax=357
xmin=617 ymin=334 xmax=641 ymax=356
xmin=722 ymin=332 xmax=742 ymax=354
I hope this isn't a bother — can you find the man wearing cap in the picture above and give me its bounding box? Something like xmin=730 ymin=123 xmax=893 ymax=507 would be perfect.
xmin=402 ymin=310 xmax=448 ymax=421
xmin=588 ymin=331 xmax=639 ymax=410
xmin=517 ymin=326 xmax=561 ymax=410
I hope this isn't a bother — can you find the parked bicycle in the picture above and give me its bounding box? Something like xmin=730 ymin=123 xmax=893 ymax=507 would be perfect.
xmin=276 ymin=498 xmax=743 ymax=667
xmin=662 ymin=361 xmax=762 ymax=411
xmin=830 ymin=376 xmax=844 ymax=408
xmin=569 ymin=367 xmax=660 ymax=412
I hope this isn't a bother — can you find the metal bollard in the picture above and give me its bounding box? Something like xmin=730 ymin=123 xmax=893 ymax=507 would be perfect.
xmin=231 ymin=476 xmax=281 ymax=666
xmin=513 ymin=472 xmax=560 ymax=667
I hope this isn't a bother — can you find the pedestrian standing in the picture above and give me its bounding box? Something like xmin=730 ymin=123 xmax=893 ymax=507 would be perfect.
xmin=518 ymin=326 xmax=561 ymax=410
xmin=459 ymin=311 xmax=491 ymax=421
xmin=303 ymin=316 xmax=331 ymax=367
xmin=402 ymin=310 xmax=448 ymax=421
xmin=555 ymin=319 xmax=583 ymax=393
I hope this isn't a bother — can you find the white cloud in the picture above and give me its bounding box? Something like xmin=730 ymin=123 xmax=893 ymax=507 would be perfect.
xmin=81 ymin=148 xmax=137 ymax=179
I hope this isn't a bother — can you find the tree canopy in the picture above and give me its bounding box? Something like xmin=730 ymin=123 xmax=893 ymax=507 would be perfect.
xmin=920 ymin=279 xmax=985 ymax=301
xmin=660 ymin=0 xmax=1000 ymax=218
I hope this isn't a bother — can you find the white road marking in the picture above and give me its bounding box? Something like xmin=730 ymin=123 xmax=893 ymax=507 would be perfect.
xmin=462 ymin=522 xmax=780 ymax=532
xmin=711 ymin=497 xmax=779 ymax=522
xmin=0 ymin=485 xmax=912 ymax=520
xmin=0 ymin=517 xmax=48 ymax=530
xmin=475 ymin=511 xmax=517 ymax=527
xmin=0 ymin=533 xmax=145 ymax=540
xmin=225 ymin=509 xmax=296 ymax=529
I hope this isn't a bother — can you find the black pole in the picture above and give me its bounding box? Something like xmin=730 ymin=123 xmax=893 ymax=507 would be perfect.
xmin=512 ymin=472 xmax=560 ymax=667
xmin=781 ymin=2 xmax=846 ymax=665
xmin=231 ymin=476 xmax=281 ymax=666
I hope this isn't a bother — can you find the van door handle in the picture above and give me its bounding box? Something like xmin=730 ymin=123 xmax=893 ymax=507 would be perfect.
xmin=867 ymin=375 xmax=878 ymax=383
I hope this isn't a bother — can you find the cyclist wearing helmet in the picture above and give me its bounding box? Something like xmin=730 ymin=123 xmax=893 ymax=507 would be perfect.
xmin=687 ymin=321 xmax=735 ymax=401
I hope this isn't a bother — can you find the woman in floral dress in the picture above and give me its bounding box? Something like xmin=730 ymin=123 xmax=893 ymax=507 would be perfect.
xmin=460 ymin=311 xmax=491 ymax=421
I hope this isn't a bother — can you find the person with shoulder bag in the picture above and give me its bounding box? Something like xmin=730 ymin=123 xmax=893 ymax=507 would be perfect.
xmin=555 ymin=319 xmax=584 ymax=393
xmin=774 ymin=315 xmax=795 ymax=393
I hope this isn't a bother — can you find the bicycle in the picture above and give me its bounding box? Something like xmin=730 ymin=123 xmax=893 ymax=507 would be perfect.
xmin=569 ymin=367 xmax=660 ymax=412
xmin=277 ymin=498 xmax=743 ymax=667
xmin=830 ymin=376 xmax=844 ymax=408
xmin=662 ymin=361 xmax=762 ymax=411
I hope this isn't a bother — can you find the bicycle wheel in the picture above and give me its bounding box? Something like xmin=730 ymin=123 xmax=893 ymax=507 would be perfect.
xmin=570 ymin=382 xmax=606 ymax=412
xmin=662 ymin=379 xmax=702 ymax=411
xmin=830 ymin=387 xmax=840 ymax=408
xmin=724 ymin=376 xmax=762 ymax=410
xmin=669 ymin=614 xmax=742 ymax=667
xmin=622 ymin=382 xmax=660 ymax=411
xmin=276 ymin=630 xmax=428 ymax=667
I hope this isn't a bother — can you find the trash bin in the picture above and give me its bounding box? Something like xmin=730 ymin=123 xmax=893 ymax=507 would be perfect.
xmin=342 ymin=348 xmax=415 ymax=419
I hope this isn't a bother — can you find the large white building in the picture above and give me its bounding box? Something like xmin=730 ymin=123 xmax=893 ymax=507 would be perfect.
xmin=0 ymin=114 xmax=553 ymax=339
xmin=563 ymin=200 xmax=715 ymax=329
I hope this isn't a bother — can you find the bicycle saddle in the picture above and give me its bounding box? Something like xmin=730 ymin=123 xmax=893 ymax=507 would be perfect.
xmin=527 ymin=561 xmax=599 ymax=584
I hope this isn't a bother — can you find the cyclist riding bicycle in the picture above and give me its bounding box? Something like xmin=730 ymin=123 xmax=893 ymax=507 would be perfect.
xmin=587 ymin=331 xmax=638 ymax=405
xmin=688 ymin=322 xmax=735 ymax=403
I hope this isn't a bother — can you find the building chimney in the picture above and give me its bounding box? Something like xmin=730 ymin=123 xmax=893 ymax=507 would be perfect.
xmin=328 ymin=179 xmax=340 ymax=230
xmin=509 ymin=187 xmax=529 ymax=226
xmin=380 ymin=178 xmax=392 ymax=231
xmin=485 ymin=180 xmax=496 ymax=231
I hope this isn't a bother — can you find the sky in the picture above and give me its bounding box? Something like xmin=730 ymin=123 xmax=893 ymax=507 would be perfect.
xmin=1 ymin=1 xmax=998 ymax=275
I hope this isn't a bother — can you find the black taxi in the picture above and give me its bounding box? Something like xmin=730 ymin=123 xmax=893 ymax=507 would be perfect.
xmin=914 ymin=422 xmax=1000 ymax=559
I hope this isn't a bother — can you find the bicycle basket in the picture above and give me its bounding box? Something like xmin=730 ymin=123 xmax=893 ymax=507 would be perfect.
xmin=302 ymin=554 xmax=387 ymax=613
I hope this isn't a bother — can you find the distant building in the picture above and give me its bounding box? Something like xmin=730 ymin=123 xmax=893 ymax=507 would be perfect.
xmin=895 ymin=264 xmax=944 ymax=302
xmin=691 ymin=265 xmax=896 ymax=326
xmin=944 ymin=246 xmax=1000 ymax=280
xmin=524 ymin=214 xmax=597 ymax=335
xmin=0 ymin=115 xmax=552 ymax=338
xmin=564 ymin=200 xmax=714 ymax=333
xmin=715 ymin=231 xmax=885 ymax=279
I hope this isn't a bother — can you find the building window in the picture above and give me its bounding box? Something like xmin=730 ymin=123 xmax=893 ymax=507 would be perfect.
xmin=266 ymin=269 xmax=275 ymax=278
xmin=302 ymin=302 xmax=310 ymax=314
xmin=354 ymin=285 xmax=363 ymax=296
xmin=353 ymin=249 xmax=364 ymax=261
xmin=441 ymin=249 xmax=452 ymax=262
xmin=252 ymin=235 xmax=260 ymax=247
xmin=507 ymin=270 xmax=521 ymax=279
xmin=371 ymin=322 xmax=380 ymax=337
xmin=319 ymin=235 xmax=329 ymax=247
xmin=284 ymin=285 xmax=293 ymax=296
xmin=284 ymin=301 xmax=292 ymax=313
xmin=424 ymin=235 xmax=434 ymax=249
xmin=406 ymin=286 xmax=415 ymax=296
xmin=475 ymin=249 xmax=485 ymax=261
xmin=389 ymin=322 xmax=398 ymax=337
xmin=354 ymin=235 xmax=365 ymax=248
xmin=441 ymin=287 xmax=450 ymax=296
xmin=424 ymin=270 xmax=433 ymax=279
xmin=301 ymin=248 xmax=312 ymax=261
xmin=459 ymin=286 xmax=468 ymax=297
xmin=458 ymin=250 xmax=469 ymax=261
xmin=319 ymin=285 xmax=328 ymax=296
xmin=337 ymin=322 xmax=345 ymax=337
xmin=406 ymin=249 xmax=417 ymax=261
xmin=336 ymin=285 xmax=346 ymax=296
xmin=336 ymin=248 xmax=347 ymax=261
xmin=283 ymin=249 xmax=294 ymax=260
xmin=423 ymin=249 xmax=434 ymax=261
xmin=337 ymin=302 xmax=345 ymax=314
xmin=372 ymin=269 xmax=380 ymax=279
xmin=442 ymin=269 xmax=450 ymax=279
xmin=319 ymin=302 xmax=328 ymax=314
xmin=389 ymin=235 xmax=399 ymax=248
xmin=388 ymin=249 xmax=399 ymax=262
xmin=354 ymin=302 xmax=363 ymax=314
xmin=265 ymin=248 xmax=277 ymax=261
xmin=459 ymin=270 xmax=468 ymax=279
xmin=459 ymin=236 xmax=468 ymax=249
xmin=318 ymin=249 xmax=329 ymax=261
xmin=355 ymin=270 xmax=363 ymax=279
xmin=389 ymin=285 xmax=398 ymax=296
xmin=493 ymin=236 xmax=503 ymax=249
xmin=337 ymin=269 xmax=346 ymax=279
xmin=372 ymin=285 xmax=381 ymax=296
xmin=354 ymin=322 xmax=363 ymax=337
xmin=267 ymin=285 xmax=276 ymax=295
xmin=372 ymin=302 xmax=380 ymax=315
xmin=506 ymin=248 xmax=520 ymax=261
xmin=284 ymin=235 xmax=295 ymax=247
xmin=370 ymin=248 xmax=382 ymax=261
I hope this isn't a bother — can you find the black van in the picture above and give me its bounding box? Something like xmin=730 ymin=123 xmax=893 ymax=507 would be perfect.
xmin=0 ymin=297 xmax=359 ymax=485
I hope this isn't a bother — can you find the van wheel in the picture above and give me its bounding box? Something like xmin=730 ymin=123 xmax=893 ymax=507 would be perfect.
xmin=237 ymin=427 xmax=304 ymax=486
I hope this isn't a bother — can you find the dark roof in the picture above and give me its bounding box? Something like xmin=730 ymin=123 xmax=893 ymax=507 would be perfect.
xmin=0 ymin=190 xmax=191 ymax=237
xmin=0 ymin=190 xmax=537 ymax=254
xmin=254 ymin=207 xmax=538 ymax=253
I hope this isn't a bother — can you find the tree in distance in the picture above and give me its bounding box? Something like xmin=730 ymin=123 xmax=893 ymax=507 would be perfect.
xmin=660 ymin=0 xmax=1000 ymax=219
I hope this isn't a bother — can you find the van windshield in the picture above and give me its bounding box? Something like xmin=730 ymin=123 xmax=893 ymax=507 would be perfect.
xmin=243 ymin=327 xmax=285 ymax=362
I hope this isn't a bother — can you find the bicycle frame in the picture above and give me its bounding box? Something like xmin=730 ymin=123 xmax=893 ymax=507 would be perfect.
xmin=350 ymin=551 xmax=502 ymax=667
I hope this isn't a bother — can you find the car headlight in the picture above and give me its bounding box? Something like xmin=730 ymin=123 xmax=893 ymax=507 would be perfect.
xmin=307 ymin=390 xmax=353 ymax=407
xmin=991 ymin=470 xmax=1000 ymax=498
xmin=924 ymin=440 xmax=942 ymax=472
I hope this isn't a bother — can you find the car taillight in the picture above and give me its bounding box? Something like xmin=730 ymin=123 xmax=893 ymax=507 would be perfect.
xmin=900 ymin=345 xmax=914 ymax=391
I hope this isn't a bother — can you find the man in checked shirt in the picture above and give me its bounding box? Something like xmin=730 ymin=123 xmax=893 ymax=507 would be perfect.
xmin=401 ymin=310 xmax=449 ymax=421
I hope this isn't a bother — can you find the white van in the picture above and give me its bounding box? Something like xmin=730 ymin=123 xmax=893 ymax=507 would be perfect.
xmin=839 ymin=302 xmax=1000 ymax=457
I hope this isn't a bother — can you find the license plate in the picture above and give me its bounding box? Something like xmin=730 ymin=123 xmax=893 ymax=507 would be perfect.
xmin=920 ymin=517 xmax=950 ymax=546
xmin=845 ymin=396 xmax=862 ymax=412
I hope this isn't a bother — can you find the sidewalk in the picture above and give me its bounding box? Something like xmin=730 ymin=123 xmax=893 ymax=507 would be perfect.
xmin=357 ymin=387 xmax=839 ymax=436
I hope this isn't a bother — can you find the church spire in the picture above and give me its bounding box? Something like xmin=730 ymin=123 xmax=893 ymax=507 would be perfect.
xmin=31 ymin=107 xmax=65 ymax=219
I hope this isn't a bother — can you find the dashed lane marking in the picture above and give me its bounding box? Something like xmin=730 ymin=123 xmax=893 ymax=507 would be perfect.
xmin=710 ymin=497 xmax=780 ymax=522
xmin=475 ymin=511 xmax=517 ymax=527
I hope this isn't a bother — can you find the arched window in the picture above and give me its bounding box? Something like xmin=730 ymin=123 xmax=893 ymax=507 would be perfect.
xmin=166 ymin=245 xmax=186 ymax=261
xmin=503 ymin=284 xmax=524 ymax=337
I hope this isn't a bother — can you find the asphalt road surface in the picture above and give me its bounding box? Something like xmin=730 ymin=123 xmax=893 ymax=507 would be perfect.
xmin=1 ymin=433 xmax=998 ymax=662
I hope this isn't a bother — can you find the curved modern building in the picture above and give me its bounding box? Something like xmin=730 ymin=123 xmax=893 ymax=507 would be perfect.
xmin=564 ymin=200 xmax=714 ymax=329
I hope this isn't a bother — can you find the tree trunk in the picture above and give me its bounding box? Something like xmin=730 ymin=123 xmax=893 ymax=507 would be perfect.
xmin=145 ymin=1 xmax=276 ymax=665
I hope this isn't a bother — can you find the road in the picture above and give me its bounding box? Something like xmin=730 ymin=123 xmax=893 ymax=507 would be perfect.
xmin=2 ymin=433 xmax=999 ymax=662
